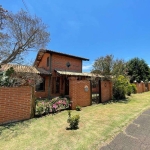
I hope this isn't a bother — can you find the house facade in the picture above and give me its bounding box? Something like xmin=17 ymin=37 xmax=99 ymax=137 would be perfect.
xmin=34 ymin=49 xmax=90 ymax=98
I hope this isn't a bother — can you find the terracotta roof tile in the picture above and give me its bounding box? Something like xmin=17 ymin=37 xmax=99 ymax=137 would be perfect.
xmin=0 ymin=64 xmax=50 ymax=75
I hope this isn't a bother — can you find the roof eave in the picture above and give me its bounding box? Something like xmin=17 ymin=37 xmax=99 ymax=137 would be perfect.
xmin=44 ymin=49 xmax=89 ymax=61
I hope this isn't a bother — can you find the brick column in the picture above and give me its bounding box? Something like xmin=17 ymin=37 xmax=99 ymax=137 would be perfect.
xmin=69 ymin=78 xmax=91 ymax=109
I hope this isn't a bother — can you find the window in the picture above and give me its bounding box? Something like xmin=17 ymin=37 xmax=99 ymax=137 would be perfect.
xmin=36 ymin=78 xmax=45 ymax=91
xmin=47 ymin=57 xmax=50 ymax=67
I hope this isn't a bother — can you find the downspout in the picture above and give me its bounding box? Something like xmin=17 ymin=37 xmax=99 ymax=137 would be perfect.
xmin=48 ymin=53 xmax=52 ymax=99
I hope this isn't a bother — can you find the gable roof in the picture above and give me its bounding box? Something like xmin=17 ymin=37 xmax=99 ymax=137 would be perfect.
xmin=0 ymin=64 xmax=50 ymax=75
xmin=34 ymin=49 xmax=89 ymax=67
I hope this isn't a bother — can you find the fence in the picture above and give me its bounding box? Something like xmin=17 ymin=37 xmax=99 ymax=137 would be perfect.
xmin=0 ymin=86 xmax=34 ymax=125
xmin=134 ymin=82 xmax=150 ymax=93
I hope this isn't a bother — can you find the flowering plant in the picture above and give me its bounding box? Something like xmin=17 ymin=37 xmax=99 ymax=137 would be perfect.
xmin=35 ymin=97 xmax=71 ymax=116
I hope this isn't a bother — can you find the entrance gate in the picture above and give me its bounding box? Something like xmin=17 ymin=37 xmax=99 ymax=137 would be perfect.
xmin=91 ymin=79 xmax=101 ymax=104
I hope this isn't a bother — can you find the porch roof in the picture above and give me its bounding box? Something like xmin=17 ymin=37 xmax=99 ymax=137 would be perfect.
xmin=56 ymin=70 xmax=103 ymax=77
xmin=0 ymin=64 xmax=50 ymax=75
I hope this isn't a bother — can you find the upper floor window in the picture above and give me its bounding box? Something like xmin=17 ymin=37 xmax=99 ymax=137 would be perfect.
xmin=47 ymin=57 xmax=50 ymax=67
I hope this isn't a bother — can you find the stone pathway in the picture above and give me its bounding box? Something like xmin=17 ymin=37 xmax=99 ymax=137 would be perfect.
xmin=100 ymin=109 xmax=150 ymax=150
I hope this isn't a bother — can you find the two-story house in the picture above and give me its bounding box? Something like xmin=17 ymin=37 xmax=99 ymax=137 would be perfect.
xmin=34 ymin=49 xmax=90 ymax=98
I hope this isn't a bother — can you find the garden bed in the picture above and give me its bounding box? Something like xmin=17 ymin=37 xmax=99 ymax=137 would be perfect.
xmin=35 ymin=97 xmax=71 ymax=116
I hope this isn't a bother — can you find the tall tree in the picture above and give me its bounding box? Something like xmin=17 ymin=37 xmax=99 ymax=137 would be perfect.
xmin=92 ymin=54 xmax=126 ymax=78
xmin=0 ymin=8 xmax=50 ymax=65
xmin=0 ymin=5 xmax=8 ymax=29
xmin=112 ymin=59 xmax=127 ymax=77
xmin=92 ymin=55 xmax=114 ymax=76
xmin=127 ymin=57 xmax=150 ymax=83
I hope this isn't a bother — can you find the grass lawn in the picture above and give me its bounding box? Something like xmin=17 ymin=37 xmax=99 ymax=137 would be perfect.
xmin=0 ymin=92 xmax=150 ymax=150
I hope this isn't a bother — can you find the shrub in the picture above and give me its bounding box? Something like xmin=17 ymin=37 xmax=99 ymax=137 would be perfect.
xmin=131 ymin=83 xmax=137 ymax=93
xmin=36 ymin=102 xmax=45 ymax=116
xmin=76 ymin=105 xmax=81 ymax=111
xmin=126 ymin=84 xmax=132 ymax=96
xmin=113 ymin=75 xmax=133 ymax=99
xmin=0 ymin=67 xmax=15 ymax=87
xmin=67 ymin=110 xmax=80 ymax=129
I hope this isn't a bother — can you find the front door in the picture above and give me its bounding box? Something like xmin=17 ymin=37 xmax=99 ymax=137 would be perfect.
xmin=65 ymin=78 xmax=69 ymax=95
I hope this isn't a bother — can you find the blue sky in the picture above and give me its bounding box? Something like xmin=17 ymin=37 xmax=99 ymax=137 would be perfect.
xmin=1 ymin=0 xmax=150 ymax=72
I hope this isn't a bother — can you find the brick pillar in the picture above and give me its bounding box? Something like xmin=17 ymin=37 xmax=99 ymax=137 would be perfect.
xmin=69 ymin=79 xmax=91 ymax=110
xmin=101 ymin=80 xmax=113 ymax=103
xmin=141 ymin=82 xmax=144 ymax=92
xmin=148 ymin=83 xmax=150 ymax=91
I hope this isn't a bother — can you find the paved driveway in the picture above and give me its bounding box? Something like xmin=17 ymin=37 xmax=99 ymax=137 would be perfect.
xmin=100 ymin=109 xmax=150 ymax=150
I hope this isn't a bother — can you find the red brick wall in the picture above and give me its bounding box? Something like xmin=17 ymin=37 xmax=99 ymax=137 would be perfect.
xmin=101 ymin=81 xmax=113 ymax=102
xmin=38 ymin=53 xmax=82 ymax=73
xmin=92 ymin=86 xmax=99 ymax=94
xmin=134 ymin=83 xmax=145 ymax=93
xmin=51 ymin=54 xmax=82 ymax=72
xmin=69 ymin=77 xmax=91 ymax=110
xmin=148 ymin=83 xmax=150 ymax=91
xmin=0 ymin=86 xmax=32 ymax=125
xmin=38 ymin=53 xmax=50 ymax=70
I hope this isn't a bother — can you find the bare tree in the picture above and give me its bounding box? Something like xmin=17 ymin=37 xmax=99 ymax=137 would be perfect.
xmin=0 ymin=5 xmax=8 ymax=29
xmin=0 ymin=9 xmax=50 ymax=65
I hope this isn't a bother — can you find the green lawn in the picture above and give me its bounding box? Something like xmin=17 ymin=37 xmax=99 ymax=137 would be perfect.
xmin=1 ymin=92 xmax=150 ymax=150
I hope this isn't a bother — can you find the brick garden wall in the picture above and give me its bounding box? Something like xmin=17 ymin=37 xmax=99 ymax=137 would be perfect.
xmin=101 ymin=81 xmax=113 ymax=102
xmin=148 ymin=83 xmax=150 ymax=91
xmin=134 ymin=83 xmax=145 ymax=93
xmin=69 ymin=77 xmax=91 ymax=110
xmin=0 ymin=86 xmax=33 ymax=125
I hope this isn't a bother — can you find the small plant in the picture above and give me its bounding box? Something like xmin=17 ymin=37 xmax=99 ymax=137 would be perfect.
xmin=67 ymin=110 xmax=80 ymax=130
xmin=36 ymin=103 xmax=44 ymax=116
xmin=76 ymin=105 xmax=81 ymax=111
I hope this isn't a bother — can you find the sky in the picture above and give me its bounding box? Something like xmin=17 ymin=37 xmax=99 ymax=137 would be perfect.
xmin=1 ymin=0 xmax=150 ymax=72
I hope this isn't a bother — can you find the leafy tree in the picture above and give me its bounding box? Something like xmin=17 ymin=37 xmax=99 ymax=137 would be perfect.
xmin=92 ymin=54 xmax=126 ymax=78
xmin=126 ymin=58 xmax=150 ymax=83
xmin=0 ymin=8 xmax=50 ymax=65
xmin=92 ymin=55 xmax=114 ymax=76
xmin=112 ymin=59 xmax=127 ymax=77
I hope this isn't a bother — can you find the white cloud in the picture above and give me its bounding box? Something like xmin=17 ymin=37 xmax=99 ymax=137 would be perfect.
xmin=82 ymin=61 xmax=94 ymax=72
xmin=83 ymin=64 xmax=92 ymax=70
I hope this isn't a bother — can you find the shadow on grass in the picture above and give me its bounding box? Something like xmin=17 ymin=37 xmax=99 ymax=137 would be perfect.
xmin=102 ymin=97 xmax=130 ymax=105
xmin=66 ymin=127 xmax=79 ymax=130
xmin=0 ymin=119 xmax=34 ymax=140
